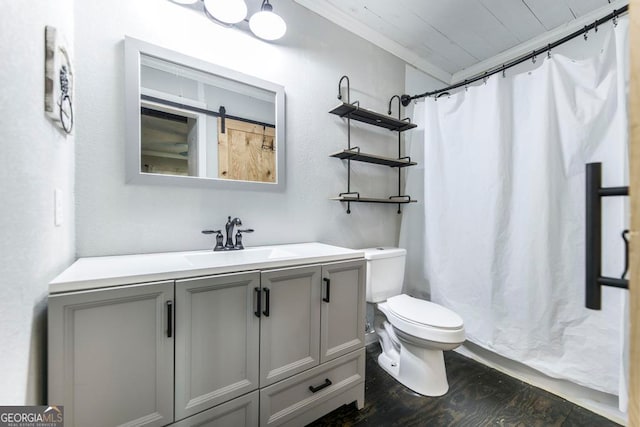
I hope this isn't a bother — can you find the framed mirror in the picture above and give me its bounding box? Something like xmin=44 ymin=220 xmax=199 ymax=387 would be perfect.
xmin=124 ymin=37 xmax=285 ymax=190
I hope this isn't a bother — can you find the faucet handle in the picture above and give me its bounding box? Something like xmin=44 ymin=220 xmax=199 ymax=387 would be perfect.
xmin=202 ymin=230 xmax=225 ymax=251
xmin=234 ymin=229 xmax=254 ymax=250
xmin=202 ymin=229 xmax=222 ymax=235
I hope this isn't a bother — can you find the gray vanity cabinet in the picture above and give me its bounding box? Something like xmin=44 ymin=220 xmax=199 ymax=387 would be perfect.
xmin=259 ymin=265 xmax=322 ymax=387
xmin=320 ymin=260 xmax=366 ymax=363
xmin=48 ymin=253 xmax=366 ymax=427
xmin=174 ymin=272 xmax=260 ymax=421
xmin=48 ymin=280 xmax=175 ymax=427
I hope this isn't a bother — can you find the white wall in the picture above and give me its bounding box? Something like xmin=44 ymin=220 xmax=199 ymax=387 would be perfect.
xmin=0 ymin=0 xmax=75 ymax=404
xmin=74 ymin=0 xmax=407 ymax=257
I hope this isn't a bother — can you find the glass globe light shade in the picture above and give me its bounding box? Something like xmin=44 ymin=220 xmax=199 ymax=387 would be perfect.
xmin=249 ymin=9 xmax=287 ymax=41
xmin=203 ymin=0 xmax=248 ymax=24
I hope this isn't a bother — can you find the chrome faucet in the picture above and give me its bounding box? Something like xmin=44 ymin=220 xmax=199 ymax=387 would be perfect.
xmin=203 ymin=217 xmax=254 ymax=251
xmin=225 ymin=217 xmax=242 ymax=249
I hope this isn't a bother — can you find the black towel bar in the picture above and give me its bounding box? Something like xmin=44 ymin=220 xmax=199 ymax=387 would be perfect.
xmin=585 ymin=162 xmax=629 ymax=310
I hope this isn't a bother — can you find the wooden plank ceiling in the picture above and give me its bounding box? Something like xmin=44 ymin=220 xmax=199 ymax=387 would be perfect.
xmin=294 ymin=0 xmax=621 ymax=80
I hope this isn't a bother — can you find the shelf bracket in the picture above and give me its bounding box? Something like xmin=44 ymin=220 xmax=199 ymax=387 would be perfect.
xmin=339 ymin=192 xmax=360 ymax=214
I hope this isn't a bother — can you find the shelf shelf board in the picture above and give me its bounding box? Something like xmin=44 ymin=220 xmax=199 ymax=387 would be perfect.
xmin=330 ymin=196 xmax=417 ymax=204
xmin=330 ymin=149 xmax=417 ymax=167
xmin=329 ymin=103 xmax=417 ymax=132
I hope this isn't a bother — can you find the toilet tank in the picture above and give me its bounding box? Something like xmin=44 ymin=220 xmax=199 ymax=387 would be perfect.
xmin=363 ymin=247 xmax=406 ymax=303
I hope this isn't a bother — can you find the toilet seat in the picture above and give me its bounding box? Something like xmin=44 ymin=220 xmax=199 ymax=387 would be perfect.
xmin=378 ymin=295 xmax=465 ymax=345
xmin=387 ymin=294 xmax=463 ymax=330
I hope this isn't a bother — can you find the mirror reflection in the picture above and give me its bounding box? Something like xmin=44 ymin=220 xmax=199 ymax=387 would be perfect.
xmin=139 ymin=54 xmax=277 ymax=183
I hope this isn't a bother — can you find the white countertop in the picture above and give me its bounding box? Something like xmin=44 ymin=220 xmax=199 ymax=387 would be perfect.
xmin=50 ymin=242 xmax=365 ymax=294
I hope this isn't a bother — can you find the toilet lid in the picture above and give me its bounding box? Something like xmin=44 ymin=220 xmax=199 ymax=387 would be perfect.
xmin=387 ymin=294 xmax=463 ymax=330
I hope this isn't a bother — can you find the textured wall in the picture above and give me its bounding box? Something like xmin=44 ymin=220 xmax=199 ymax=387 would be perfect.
xmin=74 ymin=0 xmax=407 ymax=257
xmin=0 ymin=0 xmax=75 ymax=404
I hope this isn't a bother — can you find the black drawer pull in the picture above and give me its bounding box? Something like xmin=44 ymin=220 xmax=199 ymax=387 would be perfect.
xmin=263 ymin=287 xmax=270 ymax=317
xmin=254 ymin=287 xmax=261 ymax=318
xmin=322 ymin=278 xmax=330 ymax=303
xmin=309 ymin=378 xmax=332 ymax=393
xmin=166 ymin=301 xmax=173 ymax=338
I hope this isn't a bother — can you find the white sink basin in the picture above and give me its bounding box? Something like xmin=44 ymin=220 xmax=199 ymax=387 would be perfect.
xmin=184 ymin=247 xmax=297 ymax=268
xmin=50 ymin=242 xmax=364 ymax=293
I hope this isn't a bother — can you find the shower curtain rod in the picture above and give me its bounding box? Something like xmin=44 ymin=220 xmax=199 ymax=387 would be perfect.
xmin=400 ymin=5 xmax=629 ymax=106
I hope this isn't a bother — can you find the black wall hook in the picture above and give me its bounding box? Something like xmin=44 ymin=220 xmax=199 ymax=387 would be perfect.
xmin=338 ymin=75 xmax=350 ymax=103
xmin=388 ymin=95 xmax=401 ymax=116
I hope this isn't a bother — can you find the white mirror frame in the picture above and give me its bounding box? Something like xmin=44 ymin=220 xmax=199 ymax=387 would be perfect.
xmin=124 ymin=36 xmax=285 ymax=190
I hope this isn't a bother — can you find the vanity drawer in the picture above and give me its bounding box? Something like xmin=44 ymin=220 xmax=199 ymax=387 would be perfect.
xmin=260 ymin=348 xmax=365 ymax=426
xmin=172 ymin=391 xmax=258 ymax=427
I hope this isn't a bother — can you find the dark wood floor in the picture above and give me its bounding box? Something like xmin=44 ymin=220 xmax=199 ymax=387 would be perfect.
xmin=309 ymin=344 xmax=621 ymax=427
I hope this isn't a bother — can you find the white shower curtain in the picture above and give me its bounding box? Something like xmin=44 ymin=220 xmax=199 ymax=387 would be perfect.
xmin=401 ymin=20 xmax=629 ymax=398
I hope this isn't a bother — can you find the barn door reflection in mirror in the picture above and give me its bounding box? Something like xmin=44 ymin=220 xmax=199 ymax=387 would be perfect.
xmin=218 ymin=118 xmax=275 ymax=183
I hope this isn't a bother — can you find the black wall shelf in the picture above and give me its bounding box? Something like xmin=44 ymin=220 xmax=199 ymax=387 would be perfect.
xmin=330 ymin=149 xmax=416 ymax=168
xmin=329 ymin=103 xmax=417 ymax=132
xmin=329 ymin=75 xmax=417 ymax=214
xmin=331 ymin=196 xmax=417 ymax=204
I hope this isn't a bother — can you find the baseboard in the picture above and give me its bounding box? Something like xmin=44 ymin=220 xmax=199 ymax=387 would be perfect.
xmin=456 ymin=342 xmax=627 ymax=426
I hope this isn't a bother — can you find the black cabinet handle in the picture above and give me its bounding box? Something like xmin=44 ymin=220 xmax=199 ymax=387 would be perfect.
xmin=166 ymin=301 xmax=173 ymax=338
xmin=309 ymin=378 xmax=332 ymax=393
xmin=263 ymin=287 xmax=270 ymax=317
xmin=323 ymin=278 xmax=331 ymax=303
xmin=254 ymin=287 xmax=262 ymax=318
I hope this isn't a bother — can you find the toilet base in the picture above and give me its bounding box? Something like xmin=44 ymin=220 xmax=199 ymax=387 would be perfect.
xmin=377 ymin=324 xmax=450 ymax=397
xmin=377 ymin=351 xmax=400 ymax=378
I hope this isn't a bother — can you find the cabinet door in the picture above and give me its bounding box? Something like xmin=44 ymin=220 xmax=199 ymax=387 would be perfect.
xmin=320 ymin=260 xmax=366 ymax=363
xmin=48 ymin=281 xmax=174 ymax=427
xmin=260 ymin=265 xmax=321 ymax=387
xmin=175 ymin=272 xmax=260 ymax=421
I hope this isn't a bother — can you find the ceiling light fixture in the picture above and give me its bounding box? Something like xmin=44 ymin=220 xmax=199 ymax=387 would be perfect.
xmin=203 ymin=0 xmax=248 ymax=25
xmin=249 ymin=0 xmax=287 ymax=41
xmin=170 ymin=0 xmax=286 ymax=42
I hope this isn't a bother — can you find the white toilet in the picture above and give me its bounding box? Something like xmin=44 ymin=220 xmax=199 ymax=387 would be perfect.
xmin=363 ymin=247 xmax=465 ymax=397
